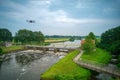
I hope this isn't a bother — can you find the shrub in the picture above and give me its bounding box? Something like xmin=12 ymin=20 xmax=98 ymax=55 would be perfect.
xmin=0 ymin=48 xmax=3 ymax=55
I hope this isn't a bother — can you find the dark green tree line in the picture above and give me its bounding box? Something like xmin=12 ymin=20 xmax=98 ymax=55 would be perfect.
xmin=14 ymin=29 xmax=44 ymax=44
xmin=0 ymin=28 xmax=12 ymax=42
xmin=99 ymin=26 xmax=120 ymax=55
xmin=98 ymin=26 xmax=120 ymax=68
xmin=69 ymin=37 xmax=75 ymax=41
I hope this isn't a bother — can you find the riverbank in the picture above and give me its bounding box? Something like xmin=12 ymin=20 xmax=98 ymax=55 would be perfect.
xmin=81 ymin=48 xmax=112 ymax=65
xmin=41 ymin=50 xmax=91 ymax=80
xmin=45 ymin=38 xmax=69 ymax=43
xmin=79 ymin=48 xmax=120 ymax=80
xmin=0 ymin=45 xmax=24 ymax=54
xmin=0 ymin=49 xmax=61 ymax=80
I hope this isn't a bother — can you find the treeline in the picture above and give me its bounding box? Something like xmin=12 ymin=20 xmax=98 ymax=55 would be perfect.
xmin=45 ymin=35 xmax=100 ymax=40
xmin=45 ymin=35 xmax=81 ymax=39
xmin=0 ymin=28 xmax=44 ymax=44
xmin=15 ymin=29 xmax=44 ymax=44
xmin=98 ymin=26 xmax=120 ymax=68
xmin=0 ymin=29 xmax=12 ymax=42
xmin=98 ymin=26 xmax=120 ymax=55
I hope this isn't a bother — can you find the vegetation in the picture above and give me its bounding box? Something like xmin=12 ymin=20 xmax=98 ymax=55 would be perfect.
xmin=1 ymin=45 xmax=24 ymax=54
xmin=81 ymin=32 xmax=96 ymax=52
xmin=45 ymin=35 xmax=81 ymax=40
xmin=0 ymin=28 xmax=12 ymax=41
xmin=41 ymin=50 xmax=91 ymax=80
xmin=69 ymin=37 xmax=75 ymax=41
xmin=45 ymin=38 xmax=69 ymax=43
xmin=0 ymin=47 xmax=2 ymax=55
xmin=98 ymin=26 xmax=120 ymax=55
xmin=87 ymin=32 xmax=96 ymax=40
xmin=14 ymin=29 xmax=44 ymax=44
xmin=81 ymin=48 xmax=112 ymax=65
xmin=98 ymin=26 xmax=120 ymax=68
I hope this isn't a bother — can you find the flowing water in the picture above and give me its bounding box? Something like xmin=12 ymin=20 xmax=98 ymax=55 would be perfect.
xmin=0 ymin=40 xmax=81 ymax=80
xmin=0 ymin=50 xmax=65 ymax=80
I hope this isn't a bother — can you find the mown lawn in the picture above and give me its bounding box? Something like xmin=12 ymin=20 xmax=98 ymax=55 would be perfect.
xmin=81 ymin=48 xmax=112 ymax=65
xmin=1 ymin=45 xmax=24 ymax=54
xmin=41 ymin=50 xmax=91 ymax=80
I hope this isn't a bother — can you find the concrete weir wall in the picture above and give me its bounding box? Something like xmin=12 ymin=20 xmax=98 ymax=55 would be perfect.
xmin=24 ymin=45 xmax=75 ymax=53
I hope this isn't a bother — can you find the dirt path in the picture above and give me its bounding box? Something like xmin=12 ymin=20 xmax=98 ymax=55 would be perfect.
xmin=73 ymin=50 xmax=83 ymax=62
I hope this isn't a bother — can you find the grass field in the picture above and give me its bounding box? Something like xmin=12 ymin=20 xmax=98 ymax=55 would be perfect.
xmin=81 ymin=48 xmax=112 ymax=65
xmin=45 ymin=38 xmax=69 ymax=43
xmin=41 ymin=50 xmax=91 ymax=80
xmin=1 ymin=45 xmax=24 ymax=54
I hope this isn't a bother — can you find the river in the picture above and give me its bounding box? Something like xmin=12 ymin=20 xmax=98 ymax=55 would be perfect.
xmin=0 ymin=40 xmax=80 ymax=80
xmin=0 ymin=50 xmax=62 ymax=80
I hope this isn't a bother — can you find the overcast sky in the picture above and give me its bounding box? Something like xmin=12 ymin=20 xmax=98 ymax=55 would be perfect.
xmin=0 ymin=0 xmax=120 ymax=36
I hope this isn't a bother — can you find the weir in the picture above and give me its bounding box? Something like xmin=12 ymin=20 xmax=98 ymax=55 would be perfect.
xmin=24 ymin=45 xmax=77 ymax=53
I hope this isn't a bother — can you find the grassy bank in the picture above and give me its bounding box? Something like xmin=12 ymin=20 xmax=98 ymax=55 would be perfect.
xmin=45 ymin=38 xmax=69 ymax=43
xmin=24 ymin=42 xmax=50 ymax=46
xmin=41 ymin=50 xmax=91 ymax=80
xmin=0 ymin=45 xmax=24 ymax=54
xmin=81 ymin=48 xmax=112 ymax=65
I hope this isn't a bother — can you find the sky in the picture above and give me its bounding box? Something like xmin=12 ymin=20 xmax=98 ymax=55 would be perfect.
xmin=0 ymin=0 xmax=120 ymax=36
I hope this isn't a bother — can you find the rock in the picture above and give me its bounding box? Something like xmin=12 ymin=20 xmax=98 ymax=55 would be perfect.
xmin=21 ymin=68 xmax=26 ymax=72
xmin=111 ymin=59 xmax=118 ymax=62
xmin=59 ymin=56 xmax=64 ymax=59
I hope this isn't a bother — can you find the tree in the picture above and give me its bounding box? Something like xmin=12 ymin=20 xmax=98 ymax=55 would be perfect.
xmin=88 ymin=32 xmax=96 ymax=40
xmin=14 ymin=29 xmax=44 ymax=44
xmin=15 ymin=29 xmax=33 ymax=43
xmin=81 ymin=32 xmax=96 ymax=52
xmin=99 ymin=26 xmax=120 ymax=54
xmin=0 ymin=28 xmax=12 ymax=41
xmin=33 ymin=31 xmax=44 ymax=42
xmin=81 ymin=40 xmax=95 ymax=52
xmin=69 ymin=37 xmax=75 ymax=41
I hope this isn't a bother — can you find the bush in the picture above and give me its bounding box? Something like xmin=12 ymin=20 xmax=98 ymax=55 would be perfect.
xmin=69 ymin=37 xmax=75 ymax=41
xmin=0 ymin=48 xmax=3 ymax=55
xmin=81 ymin=32 xmax=96 ymax=52
xmin=110 ymin=40 xmax=120 ymax=54
xmin=81 ymin=41 xmax=95 ymax=52
xmin=117 ymin=55 xmax=120 ymax=68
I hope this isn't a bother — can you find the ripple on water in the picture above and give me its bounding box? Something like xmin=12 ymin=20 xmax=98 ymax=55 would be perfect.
xmin=0 ymin=50 xmax=60 ymax=80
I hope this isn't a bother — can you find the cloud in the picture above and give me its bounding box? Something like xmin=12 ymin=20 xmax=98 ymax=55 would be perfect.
xmin=55 ymin=16 xmax=108 ymax=24
xmin=0 ymin=0 xmax=120 ymax=36
xmin=28 ymin=0 xmax=52 ymax=7
xmin=1 ymin=0 xmax=119 ymax=25
xmin=75 ymin=2 xmax=89 ymax=8
xmin=75 ymin=0 xmax=98 ymax=8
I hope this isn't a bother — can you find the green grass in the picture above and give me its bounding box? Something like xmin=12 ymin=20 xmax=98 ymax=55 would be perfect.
xmin=1 ymin=45 xmax=24 ymax=54
xmin=25 ymin=42 xmax=50 ymax=46
xmin=81 ymin=48 xmax=112 ymax=65
xmin=41 ymin=50 xmax=91 ymax=80
xmin=45 ymin=38 xmax=69 ymax=43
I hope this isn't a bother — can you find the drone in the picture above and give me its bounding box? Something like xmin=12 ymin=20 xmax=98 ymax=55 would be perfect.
xmin=26 ymin=20 xmax=35 ymax=23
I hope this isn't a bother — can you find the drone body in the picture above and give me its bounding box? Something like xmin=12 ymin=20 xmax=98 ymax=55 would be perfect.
xmin=26 ymin=20 xmax=35 ymax=23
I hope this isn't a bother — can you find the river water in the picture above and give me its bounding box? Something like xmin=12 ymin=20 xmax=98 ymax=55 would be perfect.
xmin=0 ymin=50 xmax=63 ymax=80
xmin=1 ymin=40 xmax=113 ymax=80
xmin=0 ymin=40 xmax=80 ymax=80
